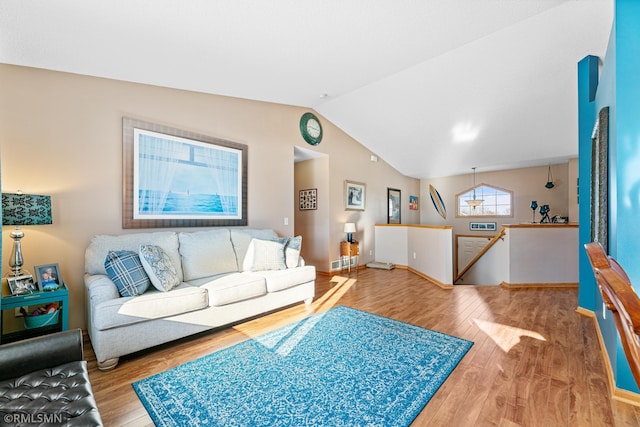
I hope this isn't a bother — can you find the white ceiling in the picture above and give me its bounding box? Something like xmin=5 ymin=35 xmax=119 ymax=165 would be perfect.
xmin=0 ymin=0 xmax=613 ymax=179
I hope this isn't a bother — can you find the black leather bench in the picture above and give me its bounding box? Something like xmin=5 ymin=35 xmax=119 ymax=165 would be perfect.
xmin=0 ymin=329 xmax=102 ymax=426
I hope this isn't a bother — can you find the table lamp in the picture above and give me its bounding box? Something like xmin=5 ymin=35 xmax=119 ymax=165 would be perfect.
xmin=2 ymin=192 xmax=52 ymax=276
xmin=344 ymin=222 xmax=356 ymax=243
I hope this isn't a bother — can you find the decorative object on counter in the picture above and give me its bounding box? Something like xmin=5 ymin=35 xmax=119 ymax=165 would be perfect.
xmin=545 ymin=164 xmax=555 ymax=189
xmin=429 ymin=184 xmax=446 ymax=219
xmin=344 ymin=222 xmax=356 ymax=243
xmin=466 ymin=167 xmax=484 ymax=208
xmin=1 ymin=191 xmax=53 ymax=277
xmin=539 ymin=204 xmax=551 ymax=223
xmin=530 ymin=200 xmax=538 ymax=223
xmin=552 ymin=215 xmax=569 ymax=224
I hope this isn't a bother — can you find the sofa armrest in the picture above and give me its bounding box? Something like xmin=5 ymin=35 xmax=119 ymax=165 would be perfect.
xmin=85 ymin=273 xmax=120 ymax=304
xmin=0 ymin=328 xmax=83 ymax=381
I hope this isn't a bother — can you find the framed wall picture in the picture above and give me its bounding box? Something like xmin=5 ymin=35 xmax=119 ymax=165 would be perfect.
xmin=409 ymin=195 xmax=419 ymax=210
xmin=7 ymin=275 xmax=36 ymax=295
xmin=299 ymin=188 xmax=317 ymax=210
xmin=388 ymin=188 xmax=401 ymax=224
xmin=122 ymin=117 xmax=248 ymax=228
xmin=469 ymin=222 xmax=496 ymax=231
xmin=345 ymin=181 xmax=366 ymax=211
xmin=34 ymin=263 xmax=63 ymax=291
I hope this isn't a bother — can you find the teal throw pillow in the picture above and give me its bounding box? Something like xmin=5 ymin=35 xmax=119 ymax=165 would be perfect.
xmin=104 ymin=250 xmax=151 ymax=297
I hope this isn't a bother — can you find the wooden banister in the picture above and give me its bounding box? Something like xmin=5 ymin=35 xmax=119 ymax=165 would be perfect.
xmin=455 ymin=228 xmax=505 ymax=282
xmin=584 ymin=242 xmax=640 ymax=387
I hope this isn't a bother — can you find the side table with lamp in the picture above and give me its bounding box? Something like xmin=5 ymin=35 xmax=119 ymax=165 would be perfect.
xmin=0 ymin=192 xmax=68 ymax=344
xmin=340 ymin=222 xmax=359 ymax=275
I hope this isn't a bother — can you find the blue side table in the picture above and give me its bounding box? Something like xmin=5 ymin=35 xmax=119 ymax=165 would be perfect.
xmin=0 ymin=282 xmax=69 ymax=344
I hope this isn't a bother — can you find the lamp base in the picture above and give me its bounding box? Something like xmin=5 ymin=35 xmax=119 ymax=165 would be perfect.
xmin=347 ymin=233 xmax=353 ymax=243
xmin=8 ymin=227 xmax=24 ymax=277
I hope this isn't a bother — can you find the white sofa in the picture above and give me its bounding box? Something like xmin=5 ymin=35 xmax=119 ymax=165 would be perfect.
xmin=84 ymin=228 xmax=315 ymax=370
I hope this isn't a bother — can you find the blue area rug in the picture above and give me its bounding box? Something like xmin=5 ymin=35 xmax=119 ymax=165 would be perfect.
xmin=133 ymin=306 xmax=473 ymax=426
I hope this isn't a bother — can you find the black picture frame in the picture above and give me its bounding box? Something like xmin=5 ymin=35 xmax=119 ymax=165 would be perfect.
xmin=387 ymin=188 xmax=401 ymax=224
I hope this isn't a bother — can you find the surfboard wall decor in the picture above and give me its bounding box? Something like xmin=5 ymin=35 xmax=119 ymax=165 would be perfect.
xmin=429 ymin=184 xmax=446 ymax=219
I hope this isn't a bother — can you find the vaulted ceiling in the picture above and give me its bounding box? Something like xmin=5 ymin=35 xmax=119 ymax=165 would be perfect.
xmin=0 ymin=0 xmax=612 ymax=178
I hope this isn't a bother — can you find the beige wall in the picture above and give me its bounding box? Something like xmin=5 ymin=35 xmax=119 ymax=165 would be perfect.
xmin=0 ymin=64 xmax=419 ymax=329
xmin=421 ymin=162 xmax=577 ymax=237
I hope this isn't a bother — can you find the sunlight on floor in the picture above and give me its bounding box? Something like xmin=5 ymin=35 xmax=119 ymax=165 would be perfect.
xmin=473 ymin=318 xmax=546 ymax=353
xmin=232 ymin=276 xmax=356 ymax=340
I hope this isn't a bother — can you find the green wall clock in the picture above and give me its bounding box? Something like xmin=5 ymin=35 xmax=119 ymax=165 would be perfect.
xmin=300 ymin=112 xmax=323 ymax=146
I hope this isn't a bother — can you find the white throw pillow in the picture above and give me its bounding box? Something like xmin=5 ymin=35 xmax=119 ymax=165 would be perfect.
xmin=284 ymin=236 xmax=302 ymax=268
xmin=139 ymin=245 xmax=181 ymax=292
xmin=249 ymin=239 xmax=287 ymax=271
xmin=243 ymin=236 xmax=302 ymax=271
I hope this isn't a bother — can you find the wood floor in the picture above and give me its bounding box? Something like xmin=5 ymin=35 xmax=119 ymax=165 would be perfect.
xmin=85 ymin=268 xmax=640 ymax=426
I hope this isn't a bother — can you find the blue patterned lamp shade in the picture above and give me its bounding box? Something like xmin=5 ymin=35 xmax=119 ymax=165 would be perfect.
xmin=2 ymin=193 xmax=52 ymax=226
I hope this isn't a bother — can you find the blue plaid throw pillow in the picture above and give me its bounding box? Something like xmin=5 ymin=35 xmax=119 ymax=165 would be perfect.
xmin=105 ymin=250 xmax=151 ymax=297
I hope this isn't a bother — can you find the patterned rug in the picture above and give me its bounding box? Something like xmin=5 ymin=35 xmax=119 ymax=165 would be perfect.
xmin=133 ymin=306 xmax=473 ymax=426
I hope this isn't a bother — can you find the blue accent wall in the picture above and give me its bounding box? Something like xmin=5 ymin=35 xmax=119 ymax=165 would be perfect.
xmin=578 ymin=0 xmax=640 ymax=393
xmin=577 ymin=55 xmax=598 ymax=311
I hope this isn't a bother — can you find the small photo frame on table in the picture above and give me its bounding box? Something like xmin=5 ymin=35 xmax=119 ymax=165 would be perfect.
xmin=7 ymin=275 xmax=37 ymax=295
xmin=34 ymin=263 xmax=63 ymax=291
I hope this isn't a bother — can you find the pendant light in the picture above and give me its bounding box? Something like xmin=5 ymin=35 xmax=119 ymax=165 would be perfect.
xmin=466 ymin=167 xmax=484 ymax=208
xmin=545 ymin=164 xmax=554 ymax=189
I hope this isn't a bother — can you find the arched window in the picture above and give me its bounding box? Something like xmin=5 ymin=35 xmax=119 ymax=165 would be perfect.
xmin=456 ymin=184 xmax=513 ymax=217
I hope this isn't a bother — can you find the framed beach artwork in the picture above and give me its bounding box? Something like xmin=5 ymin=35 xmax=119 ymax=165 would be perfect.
xmin=122 ymin=118 xmax=248 ymax=228
xmin=345 ymin=181 xmax=366 ymax=211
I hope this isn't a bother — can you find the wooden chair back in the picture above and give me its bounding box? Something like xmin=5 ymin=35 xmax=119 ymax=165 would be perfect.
xmin=584 ymin=242 xmax=640 ymax=387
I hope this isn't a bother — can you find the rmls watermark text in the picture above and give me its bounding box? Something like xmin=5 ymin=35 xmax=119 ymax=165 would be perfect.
xmin=2 ymin=412 xmax=66 ymax=425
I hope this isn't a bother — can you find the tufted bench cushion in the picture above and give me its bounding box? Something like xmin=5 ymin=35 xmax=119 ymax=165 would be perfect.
xmin=0 ymin=329 xmax=102 ymax=426
xmin=0 ymin=360 xmax=102 ymax=426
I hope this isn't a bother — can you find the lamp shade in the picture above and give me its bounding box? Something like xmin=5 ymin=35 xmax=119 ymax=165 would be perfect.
xmin=343 ymin=223 xmax=356 ymax=233
xmin=2 ymin=193 xmax=52 ymax=226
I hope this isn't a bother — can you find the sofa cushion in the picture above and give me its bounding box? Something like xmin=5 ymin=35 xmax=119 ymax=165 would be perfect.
xmin=92 ymin=284 xmax=208 ymax=330
xmin=86 ymin=231 xmax=182 ymax=282
xmin=230 ymin=229 xmax=279 ymax=272
xmin=200 ymin=273 xmax=267 ymax=306
xmin=104 ymin=251 xmax=151 ymax=297
xmin=139 ymin=245 xmax=180 ymax=292
xmin=179 ymin=229 xmax=239 ymax=281
xmin=249 ymin=239 xmax=287 ymax=271
xmin=253 ymin=265 xmax=316 ymax=292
